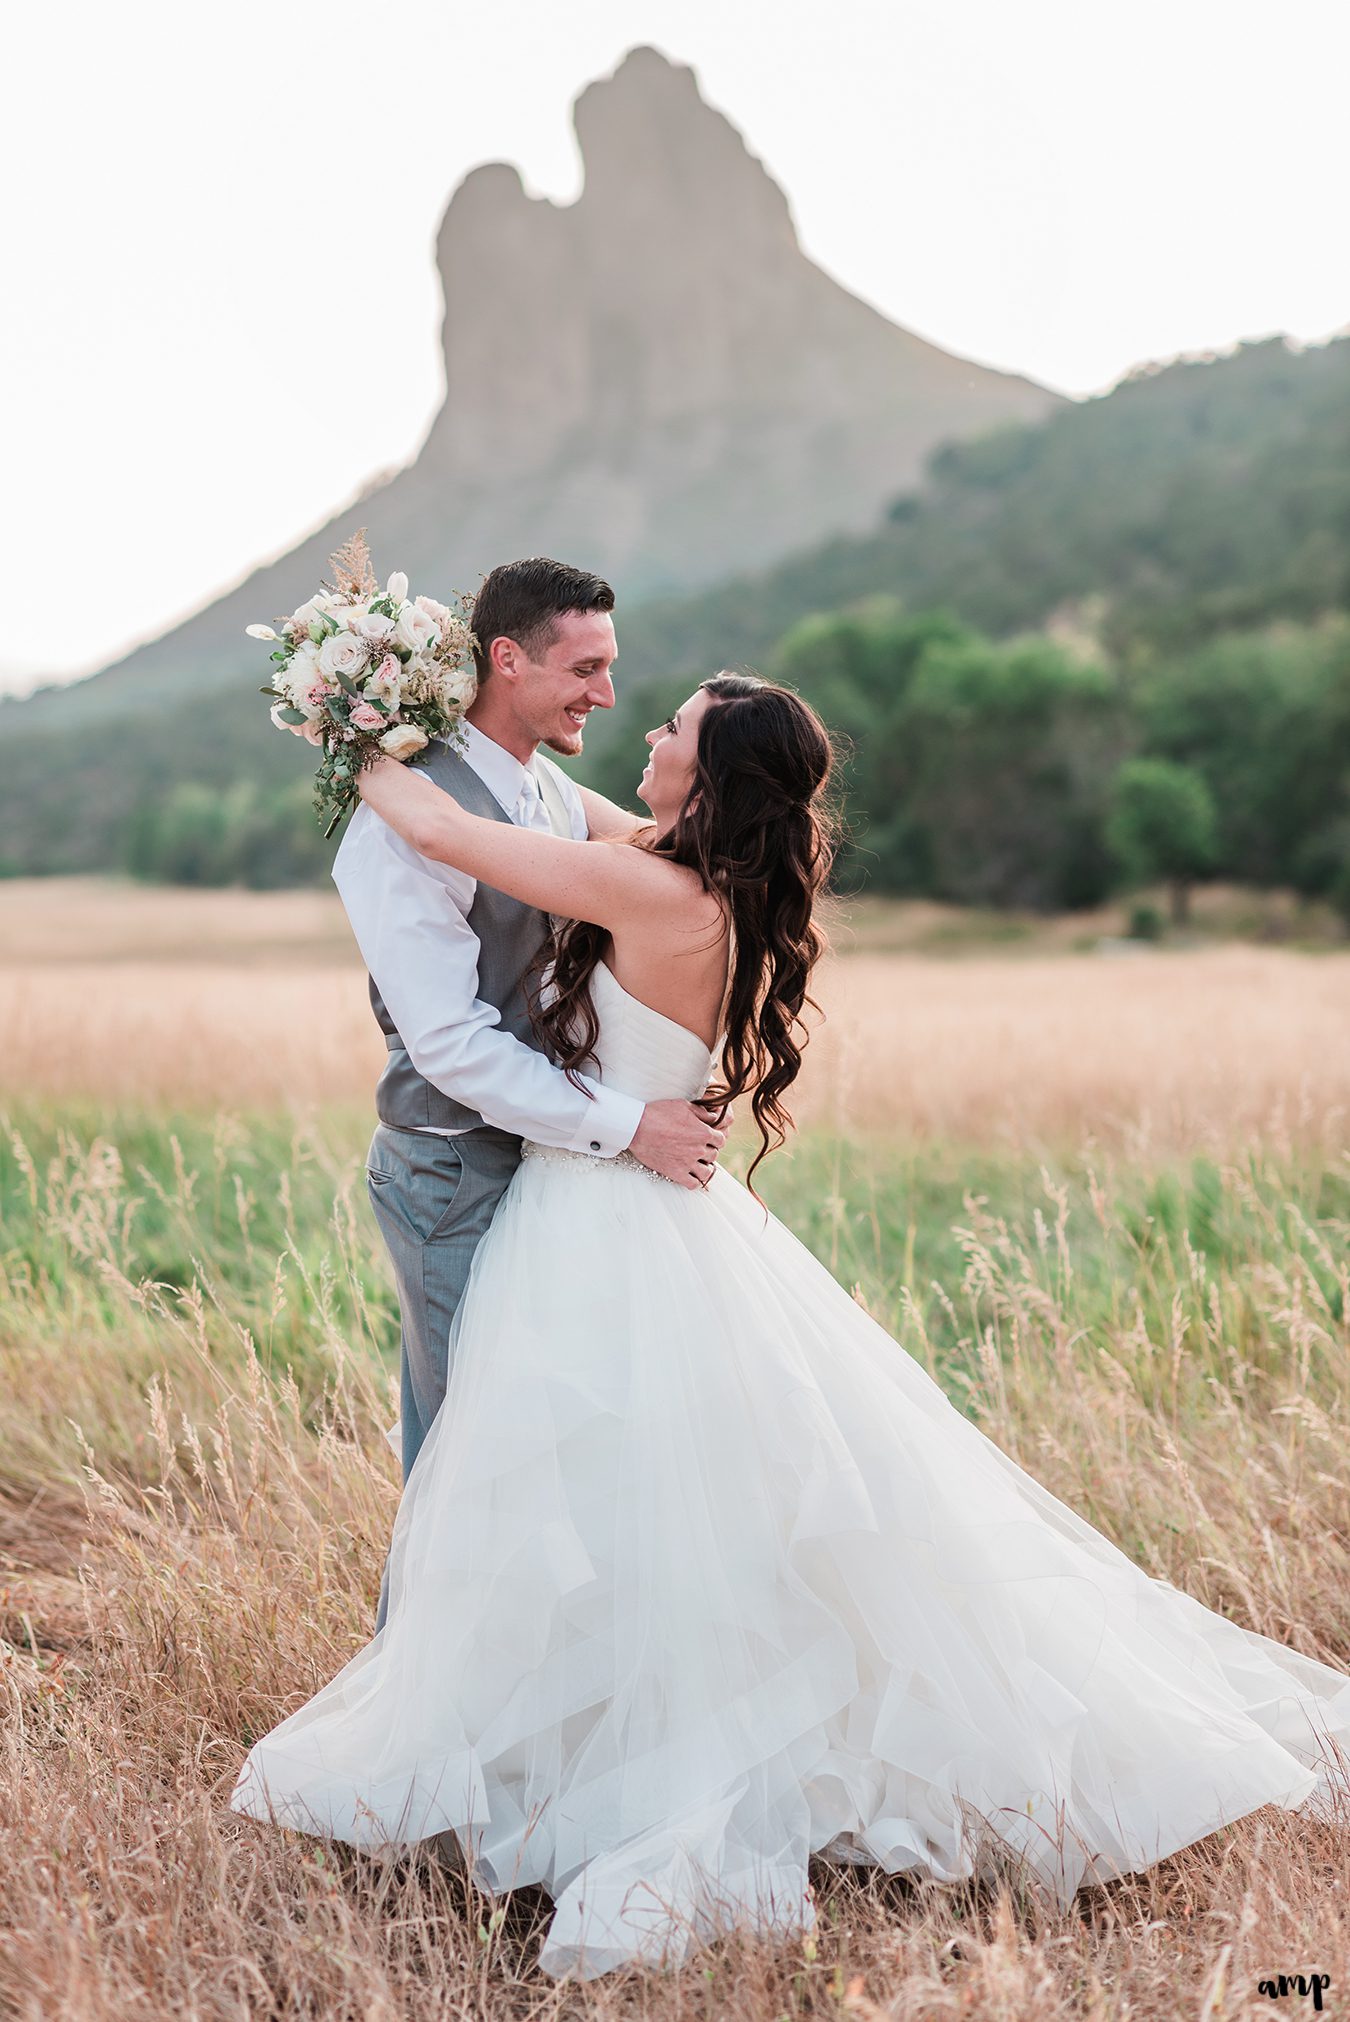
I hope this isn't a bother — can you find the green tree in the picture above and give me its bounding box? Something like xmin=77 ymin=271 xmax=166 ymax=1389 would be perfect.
xmin=771 ymin=600 xmax=969 ymax=892
xmin=148 ymin=783 xmax=234 ymax=886
xmin=1107 ymin=758 xmax=1217 ymax=925
xmin=770 ymin=607 xmax=1123 ymax=908
xmin=125 ymin=777 xmax=336 ymax=888
xmin=892 ymin=636 xmax=1123 ymax=910
xmin=1134 ymin=619 xmax=1350 ymax=894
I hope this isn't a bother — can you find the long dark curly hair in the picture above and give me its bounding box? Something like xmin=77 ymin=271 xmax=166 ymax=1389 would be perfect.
xmin=530 ymin=673 xmax=837 ymax=1192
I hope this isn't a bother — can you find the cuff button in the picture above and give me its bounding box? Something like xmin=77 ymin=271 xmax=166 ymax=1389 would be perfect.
xmin=590 ymin=1141 xmax=601 ymax=1152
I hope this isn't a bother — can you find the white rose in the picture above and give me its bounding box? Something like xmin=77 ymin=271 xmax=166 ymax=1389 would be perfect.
xmin=318 ymin=628 xmax=372 ymax=683
xmin=414 ymin=594 xmax=452 ymax=629
xmin=285 ymin=638 xmax=321 ymax=679
xmin=290 ymin=598 xmax=329 ymax=638
xmin=327 ymin=596 xmax=369 ymax=631
xmin=277 ymin=641 xmax=319 ymax=704
xmin=428 ymin=665 xmax=476 ymax=710
xmin=379 ymin=723 xmax=429 ymax=761
xmin=387 ymin=571 xmax=409 ymax=604
xmin=393 ymin=604 xmax=438 ymax=655
xmin=351 ymin=609 xmax=395 ymax=647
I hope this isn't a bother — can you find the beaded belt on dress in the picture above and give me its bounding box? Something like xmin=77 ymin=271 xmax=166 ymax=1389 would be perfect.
xmin=520 ymin=1142 xmax=682 ymax=1186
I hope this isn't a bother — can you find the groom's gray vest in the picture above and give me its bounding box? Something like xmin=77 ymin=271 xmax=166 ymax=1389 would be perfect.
xmin=370 ymin=740 xmax=571 ymax=1135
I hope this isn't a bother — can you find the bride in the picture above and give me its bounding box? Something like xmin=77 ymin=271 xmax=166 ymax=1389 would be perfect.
xmin=232 ymin=672 xmax=1350 ymax=1978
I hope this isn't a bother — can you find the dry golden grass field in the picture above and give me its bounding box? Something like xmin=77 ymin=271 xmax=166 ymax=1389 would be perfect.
xmin=2 ymin=878 xmax=1348 ymax=1146
xmin=1 ymin=878 xmax=1348 ymax=2021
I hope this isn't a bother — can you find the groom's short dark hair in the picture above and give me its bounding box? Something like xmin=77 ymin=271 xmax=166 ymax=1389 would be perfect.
xmin=472 ymin=558 xmax=615 ymax=678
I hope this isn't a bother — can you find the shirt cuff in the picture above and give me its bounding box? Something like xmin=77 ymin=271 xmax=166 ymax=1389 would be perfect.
xmin=562 ymin=1079 xmax=644 ymax=1158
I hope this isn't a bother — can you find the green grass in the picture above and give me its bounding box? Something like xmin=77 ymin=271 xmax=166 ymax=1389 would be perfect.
xmin=3 ymin=1103 xmax=1344 ymax=1497
xmin=2 ymin=1102 xmax=1348 ymax=2018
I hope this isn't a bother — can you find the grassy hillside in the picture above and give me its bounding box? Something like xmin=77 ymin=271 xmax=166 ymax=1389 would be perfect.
xmin=578 ymin=336 xmax=1350 ymax=917
xmin=1 ymin=333 xmax=1346 ymax=899
xmin=600 ymin=331 xmax=1350 ymax=697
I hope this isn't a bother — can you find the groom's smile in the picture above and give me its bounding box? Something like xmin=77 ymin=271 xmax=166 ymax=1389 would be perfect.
xmin=522 ymin=607 xmax=618 ymax=759
xmin=467 ymin=589 xmax=617 ymax=766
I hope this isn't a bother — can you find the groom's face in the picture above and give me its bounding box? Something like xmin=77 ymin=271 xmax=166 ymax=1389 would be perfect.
xmin=511 ymin=608 xmax=618 ymax=759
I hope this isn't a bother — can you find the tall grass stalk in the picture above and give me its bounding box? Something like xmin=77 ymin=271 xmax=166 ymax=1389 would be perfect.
xmin=2 ymin=1109 xmax=1348 ymax=2015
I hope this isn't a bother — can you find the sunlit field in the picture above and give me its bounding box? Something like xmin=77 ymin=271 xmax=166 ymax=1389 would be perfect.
xmin=3 ymin=878 xmax=1348 ymax=1146
xmin=2 ymin=879 xmax=1348 ymax=2020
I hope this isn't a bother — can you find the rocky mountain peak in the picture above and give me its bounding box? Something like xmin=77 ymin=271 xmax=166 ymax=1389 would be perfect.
xmin=570 ymin=45 xmax=795 ymax=248
xmin=14 ymin=44 xmax=1063 ymax=733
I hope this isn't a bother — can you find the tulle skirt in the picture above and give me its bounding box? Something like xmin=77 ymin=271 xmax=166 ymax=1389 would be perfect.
xmin=231 ymin=1148 xmax=1350 ymax=1977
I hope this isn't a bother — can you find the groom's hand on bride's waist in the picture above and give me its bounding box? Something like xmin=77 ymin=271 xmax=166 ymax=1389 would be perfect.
xmin=628 ymin=1100 xmax=732 ymax=1191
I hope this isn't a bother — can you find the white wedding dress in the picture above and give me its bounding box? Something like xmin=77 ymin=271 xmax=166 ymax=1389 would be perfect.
xmin=232 ymin=962 xmax=1350 ymax=1977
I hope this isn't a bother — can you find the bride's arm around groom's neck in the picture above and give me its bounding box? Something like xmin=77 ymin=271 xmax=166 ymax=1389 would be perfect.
xmin=357 ymin=756 xmax=716 ymax=943
xmin=571 ymin=780 xmax=654 ymax=844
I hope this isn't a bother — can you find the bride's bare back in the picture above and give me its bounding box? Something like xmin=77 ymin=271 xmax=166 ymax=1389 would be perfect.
xmin=595 ymin=868 xmax=730 ymax=1052
xmin=572 ymin=777 xmax=731 ymax=1052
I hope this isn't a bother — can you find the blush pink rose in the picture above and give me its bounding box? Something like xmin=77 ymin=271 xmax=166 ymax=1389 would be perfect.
xmin=349 ymin=702 xmax=385 ymax=732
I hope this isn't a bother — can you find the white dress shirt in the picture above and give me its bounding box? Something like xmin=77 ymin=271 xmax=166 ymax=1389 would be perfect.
xmin=333 ymin=721 xmax=643 ymax=1156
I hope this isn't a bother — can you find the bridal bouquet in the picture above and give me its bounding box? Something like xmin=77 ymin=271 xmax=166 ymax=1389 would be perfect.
xmin=247 ymin=530 xmax=477 ymax=837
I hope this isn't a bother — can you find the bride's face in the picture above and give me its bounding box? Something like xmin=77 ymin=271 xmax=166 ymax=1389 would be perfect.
xmin=639 ymin=688 xmax=714 ymax=825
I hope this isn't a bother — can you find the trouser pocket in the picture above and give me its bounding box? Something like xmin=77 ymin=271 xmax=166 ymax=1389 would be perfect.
xmin=365 ymin=1124 xmax=468 ymax=1245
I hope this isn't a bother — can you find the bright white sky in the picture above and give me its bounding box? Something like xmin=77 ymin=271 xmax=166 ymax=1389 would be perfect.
xmin=2 ymin=0 xmax=1345 ymax=693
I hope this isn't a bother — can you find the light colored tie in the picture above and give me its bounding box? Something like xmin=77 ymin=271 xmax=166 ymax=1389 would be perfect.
xmin=514 ymin=768 xmax=552 ymax=834
xmin=515 ymin=766 xmax=563 ymax=934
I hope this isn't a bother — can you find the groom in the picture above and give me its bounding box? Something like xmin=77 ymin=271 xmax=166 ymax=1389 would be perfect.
xmin=332 ymin=557 xmax=727 ymax=1598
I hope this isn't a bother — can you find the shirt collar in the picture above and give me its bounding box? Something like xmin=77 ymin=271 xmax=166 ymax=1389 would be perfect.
xmin=459 ymin=719 xmax=538 ymax=817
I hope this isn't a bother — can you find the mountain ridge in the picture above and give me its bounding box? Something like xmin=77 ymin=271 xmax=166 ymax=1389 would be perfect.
xmin=2 ymin=333 xmax=1345 ymax=891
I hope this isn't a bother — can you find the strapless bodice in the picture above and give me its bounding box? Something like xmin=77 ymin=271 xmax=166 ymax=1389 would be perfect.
xmin=581 ymin=961 xmax=717 ymax=1103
